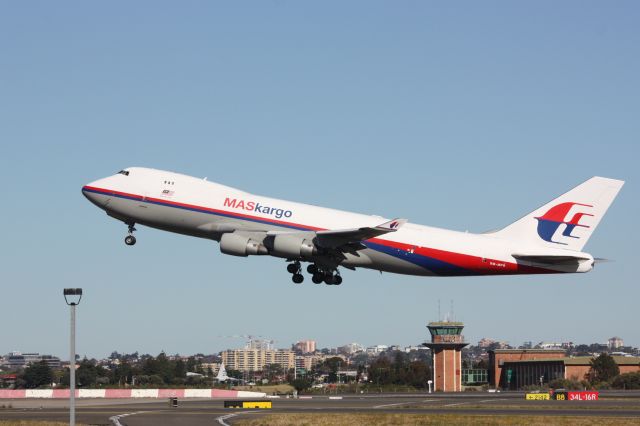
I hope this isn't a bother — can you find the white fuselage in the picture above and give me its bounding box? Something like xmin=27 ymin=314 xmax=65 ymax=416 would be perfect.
xmin=82 ymin=167 xmax=593 ymax=277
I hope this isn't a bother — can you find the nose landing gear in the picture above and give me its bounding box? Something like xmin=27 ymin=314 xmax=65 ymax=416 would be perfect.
xmin=124 ymin=223 xmax=137 ymax=246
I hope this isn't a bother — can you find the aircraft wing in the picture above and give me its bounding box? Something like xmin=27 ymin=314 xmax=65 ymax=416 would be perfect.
xmin=314 ymin=218 xmax=408 ymax=249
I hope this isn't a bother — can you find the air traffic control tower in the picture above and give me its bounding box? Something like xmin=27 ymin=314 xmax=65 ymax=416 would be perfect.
xmin=424 ymin=321 xmax=469 ymax=392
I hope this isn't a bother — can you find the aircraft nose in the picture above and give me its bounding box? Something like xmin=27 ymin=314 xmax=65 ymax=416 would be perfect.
xmin=82 ymin=179 xmax=111 ymax=207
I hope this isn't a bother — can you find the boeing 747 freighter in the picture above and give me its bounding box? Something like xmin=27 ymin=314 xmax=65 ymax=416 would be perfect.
xmin=82 ymin=168 xmax=623 ymax=285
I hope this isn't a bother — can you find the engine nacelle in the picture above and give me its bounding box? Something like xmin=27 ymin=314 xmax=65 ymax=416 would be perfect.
xmin=271 ymin=234 xmax=317 ymax=258
xmin=219 ymin=233 xmax=268 ymax=257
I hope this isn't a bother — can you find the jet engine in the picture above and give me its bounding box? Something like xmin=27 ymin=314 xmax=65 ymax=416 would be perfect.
xmin=219 ymin=233 xmax=268 ymax=257
xmin=270 ymin=234 xmax=317 ymax=258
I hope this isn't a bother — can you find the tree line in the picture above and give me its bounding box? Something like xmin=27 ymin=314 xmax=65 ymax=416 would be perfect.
xmin=4 ymin=352 xmax=211 ymax=389
xmin=9 ymin=351 xmax=639 ymax=391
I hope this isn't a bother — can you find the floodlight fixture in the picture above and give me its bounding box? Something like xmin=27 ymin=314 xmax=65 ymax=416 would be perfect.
xmin=63 ymin=288 xmax=83 ymax=306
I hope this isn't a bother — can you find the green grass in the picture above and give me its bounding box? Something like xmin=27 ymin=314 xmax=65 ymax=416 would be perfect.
xmin=235 ymin=413 xmax=640 ymax=426
xmin=395 ymin=402 xmax=640 ymax=411
xmin=0 ymin=422 xmax=85 ymax=426
xmin=233 ymin=384 xmax=295 ymax=394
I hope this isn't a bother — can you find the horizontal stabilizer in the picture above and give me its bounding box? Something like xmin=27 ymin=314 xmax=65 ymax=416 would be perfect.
xmin=512 ymin=254 xmax=591 ymax=265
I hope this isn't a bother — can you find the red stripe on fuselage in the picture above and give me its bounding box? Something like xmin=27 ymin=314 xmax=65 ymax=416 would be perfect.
xmin=83 ymin=185 xmax=555 ymax=275
xmin=83 ymin=185 xmax=321 ymax=231
xmin=365 ymin=237 xmax=554 ymax=275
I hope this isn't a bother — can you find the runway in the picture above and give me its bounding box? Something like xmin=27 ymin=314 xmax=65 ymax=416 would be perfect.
xmin=2 ymin=392 xmax=640 ymax=425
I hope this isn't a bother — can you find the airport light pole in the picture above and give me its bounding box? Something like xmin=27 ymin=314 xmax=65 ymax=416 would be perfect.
xmin=64 ymin=288 xmax=83 ymax=426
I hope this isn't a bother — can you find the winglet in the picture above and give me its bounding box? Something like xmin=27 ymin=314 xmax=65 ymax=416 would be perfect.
xmin=375 ymin=218 xmax=408 ymax=232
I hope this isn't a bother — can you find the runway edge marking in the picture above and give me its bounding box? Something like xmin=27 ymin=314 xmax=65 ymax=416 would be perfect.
xmin=373 ymin=401 xmax=415 ymax=409
xmin=444 ymin=398 xmax=507 ymax=407
xmin=374 ymin=399 xmax=437 ymax=409
xmin=216 ymin=410 xmax=255 ymax=426
xmin=109 ymin=411 xmax=149 ymax=426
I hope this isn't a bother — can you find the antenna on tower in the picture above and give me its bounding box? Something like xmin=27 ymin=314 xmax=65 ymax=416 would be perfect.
xmin=438 ymin=299 xmax=441 ymax=321
xmin=450 ymin=300 xmax=454 ymax=322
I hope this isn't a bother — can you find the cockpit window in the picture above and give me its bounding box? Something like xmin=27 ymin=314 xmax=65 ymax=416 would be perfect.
xmin=117 ymin=170 xmax=130 ymax=176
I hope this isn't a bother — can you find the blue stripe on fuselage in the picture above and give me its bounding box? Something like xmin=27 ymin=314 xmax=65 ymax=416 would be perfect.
xmin=363 ymin=241 xmax=472 ymax=276
xmin=87 ymin=186 xmax=471 ymax=275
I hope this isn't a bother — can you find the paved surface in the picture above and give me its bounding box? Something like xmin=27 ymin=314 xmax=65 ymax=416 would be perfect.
xmin=1 ymin=392 xmax=640 ymax=425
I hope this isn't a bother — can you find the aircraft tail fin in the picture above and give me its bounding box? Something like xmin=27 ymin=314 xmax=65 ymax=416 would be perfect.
xmin=216 ymin=363 xmax=228 ymax=382
xmin=491 ymin=176 xmax=624 ymax=251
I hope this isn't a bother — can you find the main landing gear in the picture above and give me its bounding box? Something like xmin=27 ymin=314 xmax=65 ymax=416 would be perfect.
xmin=287 ymin=261 xmax=304 ymax=284
xmin=288 ymin=262 xmax=342 ymax=285
xmin=124 ymin=223 xmax=137 ymax=246
xmin=308 ymin=264 xmax=342 ymax=285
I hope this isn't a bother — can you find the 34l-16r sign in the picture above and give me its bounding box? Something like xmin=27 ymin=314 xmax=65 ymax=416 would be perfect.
xmin=568 ymin=391 xmax=599 ymax=401
xmin=553 ymin=391 xmax=599 ymax=401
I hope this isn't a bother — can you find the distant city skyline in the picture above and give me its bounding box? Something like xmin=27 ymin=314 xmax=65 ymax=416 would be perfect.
xmin=4 ymin=333 xmax=636 ymax=362
xmin=5 ymin=318 xmax=635 ymax=360
xmin=1 ymin=2 xmax=638 ymax=358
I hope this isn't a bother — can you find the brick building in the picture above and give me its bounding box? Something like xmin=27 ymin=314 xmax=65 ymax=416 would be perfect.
xmin=489 ymin=349 xmax=565 ymax=388
xmin=563 ymin=356 xmax=640 ymax=382
xmin=490 ymin=349 xmax=640 ymax=389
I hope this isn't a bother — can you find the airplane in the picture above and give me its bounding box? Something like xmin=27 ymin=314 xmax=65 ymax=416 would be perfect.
xmin=215 ymin=364 xmax=239 ymax=383
xmin=82 ymin=168 xmax=624 ymax=285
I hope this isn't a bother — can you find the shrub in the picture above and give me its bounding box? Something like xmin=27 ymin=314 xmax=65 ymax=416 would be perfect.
xmin=548 ymin=378 xmax=582 ymax=390
xmin=523 ymin=384 xmax=545 ymax=392
xmin=612 ymin=372 xmax=640 ymax=390
xmin=591 ymin=381 xmax=611 ymax=390
xmin=148 ymin=375 xmax=164 ymax=385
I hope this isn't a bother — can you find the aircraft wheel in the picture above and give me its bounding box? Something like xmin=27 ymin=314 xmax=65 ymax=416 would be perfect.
xmin=124 ymin=235 xmax=136 ymax=246
xmin=287 ymin=263 xmax=299 ymax=274
xmin=312 ymin=273 xmax=324 ymax=284
xmin=334 ymin=275 xmax=343 ymax=285
xmin=307 ymin=264 xmax=318 ymax=274
xmin=292 ymin=274 xmax=304 ymax=284
xmin=324 ymin=275 xmax=335 ymax=285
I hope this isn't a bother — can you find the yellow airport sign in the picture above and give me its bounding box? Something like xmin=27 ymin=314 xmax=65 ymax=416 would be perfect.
xmin=525 ymin=393 xmax=550 ymax=400
xmin=224 ymin=400 xmax=272 ymax=409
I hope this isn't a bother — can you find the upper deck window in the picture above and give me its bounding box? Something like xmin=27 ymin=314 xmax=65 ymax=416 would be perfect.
xmin=117 ymin=170 xmax=130 ymax=176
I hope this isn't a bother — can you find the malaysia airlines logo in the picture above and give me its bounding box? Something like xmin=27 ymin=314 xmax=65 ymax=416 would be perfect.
xmin=535 ymin=202 xmax=593 ymax=245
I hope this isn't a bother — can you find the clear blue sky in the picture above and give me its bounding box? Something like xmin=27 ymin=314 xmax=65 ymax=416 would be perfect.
xmin=1 ymin=1 xmax=638 ymax=359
